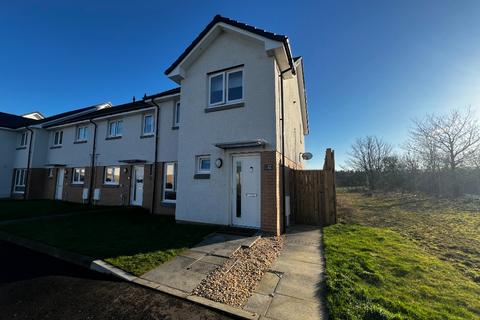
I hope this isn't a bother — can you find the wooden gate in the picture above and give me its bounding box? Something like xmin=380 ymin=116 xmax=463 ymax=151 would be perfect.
xmin=290 ymin=149 xmax=337 ymax=226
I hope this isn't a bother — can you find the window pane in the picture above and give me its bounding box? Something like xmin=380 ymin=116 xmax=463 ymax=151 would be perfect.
xmin=175 ymin=103 xmax=180 ymax=124
xmin=165 ymin=164 xmax=174 ymax=189
xmin=210 ymin=74 xmax=224 ymax=104
xmin=228 ymin=71 xmax=243 ymax=101
xmin=105 ymin=168 xmax=113 ymax=182
xmin=54 ymin=132 xmax=58 ymax=145
xmin=59 ymin=131 xmax=63 ymax=144
xmin=116 ymin=121 xmax=123 ymax=135
xmin=113 ymin=167 xmax=120 ymax=183
xmin=74 ymin=170 xmax=79 ymax=182
xmin=144 ymin=115 xmax=153 ymax=133
xmin=200 ymin=159 xmax=210 ymax=171
xmin=109 ymin=123 xmax=115 ymax=136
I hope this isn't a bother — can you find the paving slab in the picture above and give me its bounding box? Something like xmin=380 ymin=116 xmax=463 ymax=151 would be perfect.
xmin=186 ymin=260 xmax=219 ymax=275
xmin=244 ymin=292 xmax=272 ymax=316
xmin=266 ymin=293 xmax=325 ymax=320
xmin=200 ymin=254 xmax=229 ymax=266
xmin=246 ymin=225 xmax=327 ymax=320
xmin=256 ymin=271 xmax=281 ymax=295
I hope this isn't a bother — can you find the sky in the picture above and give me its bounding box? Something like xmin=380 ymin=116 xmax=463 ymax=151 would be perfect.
xmin=1 ymin=0 xmax=480 ymax=168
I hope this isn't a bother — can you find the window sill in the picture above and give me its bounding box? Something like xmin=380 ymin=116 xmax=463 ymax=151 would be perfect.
xmin=161 ymin=201 xmax=176 ymax=207
xmin=103 ymin=184 xmax=120 ymax=188
xmin=71 ymin=183 xmax=85 ymax=187
xmin=172 ymin=126 xmax=179 ymax=130
xmin=194 ymin=173 xmax=210 ymax=179
xmin=140 ymin=134 xmax=154 ymax=139
xmin=50 ymin=145 xmax=62 ymax=149
xmin=205 ymin=102 xmax=244 ymax=113
xmin=106 ymin=136 xmax=122 ymax=140
xmin=74 ymin=140 xmax=88 ymax=144
xmin=16 ymin=146 xmax=27 ymax=150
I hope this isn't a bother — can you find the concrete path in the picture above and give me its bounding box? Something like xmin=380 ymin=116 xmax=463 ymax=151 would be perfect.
xmin=244 ymin=225 xmax=327 ymax=320
xmin=142 ymin=232 xmax=259 ymax=294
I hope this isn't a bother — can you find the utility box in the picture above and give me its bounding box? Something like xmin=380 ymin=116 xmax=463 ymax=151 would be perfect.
xmin=93 ymin=188 xmax=101 ymax=202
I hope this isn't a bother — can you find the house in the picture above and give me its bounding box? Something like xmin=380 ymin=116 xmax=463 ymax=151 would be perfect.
xmin=0 ymin=15 xmax=308 ymax=235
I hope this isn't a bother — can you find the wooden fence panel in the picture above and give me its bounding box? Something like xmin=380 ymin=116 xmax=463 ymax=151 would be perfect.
xmin=290 ymin=149 xmax=337 ymax=226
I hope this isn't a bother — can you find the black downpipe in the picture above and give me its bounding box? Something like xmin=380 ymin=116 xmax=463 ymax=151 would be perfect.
xmin=150 ymin=99 xmax=162 ymax=214
xmin=279 ymin=67 xmax=292 ymax=234
xmin=88 ymin=119 xmax=97 ymax=204
xmin=23 ymin=127 xmax=34 ymax=200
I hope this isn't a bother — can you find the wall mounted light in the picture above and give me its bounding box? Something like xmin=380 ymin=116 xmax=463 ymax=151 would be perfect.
xmin=215 ymin=158 xmax=223 ymax=168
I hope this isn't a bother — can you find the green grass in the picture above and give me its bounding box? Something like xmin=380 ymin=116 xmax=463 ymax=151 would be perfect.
xmin=324 ymin=191 xmax=480 ymax=319
xmin=324 ymin=224 xmax=480 ymax=320
xmin=0 ymin=199 xmax=93 ymax=221
xmin=0 ymin=206 xmax=217 ymax=275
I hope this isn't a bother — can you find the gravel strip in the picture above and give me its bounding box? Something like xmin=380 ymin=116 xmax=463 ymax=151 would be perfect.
xmin=192 ymin=236 xmax=284 ymax=308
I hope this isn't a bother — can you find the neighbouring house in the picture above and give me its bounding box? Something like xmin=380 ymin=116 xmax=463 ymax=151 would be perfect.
xmin=0 ymin=15 xmax=308 ymax=235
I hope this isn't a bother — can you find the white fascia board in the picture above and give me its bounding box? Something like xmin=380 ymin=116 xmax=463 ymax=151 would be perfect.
xmin=40 ymin=102 xmax=112 ymax=128
xmin=295 ymin=58 xmax=309 ymax=135
xmin=144 ymin=92 xmax=180 ymax=103
xmin=166 ymin=22 xmax=289 ymax=81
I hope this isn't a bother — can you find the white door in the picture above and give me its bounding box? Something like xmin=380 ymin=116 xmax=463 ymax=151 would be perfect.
xmin=130 ymin=166 xmax=144 ymax=206
xmin=55 ymin=168 xmax=64 ymax=200
xmin=231 ymin=154 xmax=261 ymax=228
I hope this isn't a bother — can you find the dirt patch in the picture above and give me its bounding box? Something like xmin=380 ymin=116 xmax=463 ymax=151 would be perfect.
xmin=192 ymin=236 xmax=284 ymax=307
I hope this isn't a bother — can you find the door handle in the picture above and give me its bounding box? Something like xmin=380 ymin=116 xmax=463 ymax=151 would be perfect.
xmin=246 ymin=193 xmax=257 ymax=197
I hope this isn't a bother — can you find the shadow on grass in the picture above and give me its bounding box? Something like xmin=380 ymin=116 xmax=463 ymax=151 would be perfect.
xmin=0 ymin=206 xmax=218 ymax=275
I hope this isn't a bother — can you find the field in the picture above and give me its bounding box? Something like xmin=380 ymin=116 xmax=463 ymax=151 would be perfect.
xmin=323 ymin=190 xmax=480 ymax=319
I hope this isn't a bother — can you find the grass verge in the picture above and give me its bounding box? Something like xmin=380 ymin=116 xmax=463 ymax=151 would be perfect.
xmin=324 ymin=224 xmax=480 ymax=320
xmin=0 ymin=207 xmax=217 ymax=275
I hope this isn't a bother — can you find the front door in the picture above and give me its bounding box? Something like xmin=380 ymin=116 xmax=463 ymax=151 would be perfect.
xmin=130 ymin=165 xmax=144 ymax=206
xmin=231 ymin=154 xmax=261 ymax=228
xmin=55 ymin=168 xmax=64 ymax=200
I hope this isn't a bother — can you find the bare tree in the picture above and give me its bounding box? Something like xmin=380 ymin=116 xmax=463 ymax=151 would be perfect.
xmin=347 ymin=136 xmax=392 ymax=190
xmin=408 ymin=107 xmax=480 ymax=196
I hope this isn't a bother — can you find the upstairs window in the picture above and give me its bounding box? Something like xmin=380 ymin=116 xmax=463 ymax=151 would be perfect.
xmin=53 ymin=130 xmax=63 ymax=146
xmin=76 ymin=126 xmax=88 ymax=142
xmin=208 ymin=68 xmax=243 ymax=107
xmin=143 ymin=114 xmax=154 ymax=136
xmin=104 ymin=166 xmax=120 ymax=185
xmin=108 ymin=120 xmax=123 ymax=138
xmin=173 ymin=102 xmax=180 ymax=127
xmin=227 ymin=70 xmax=243 ymax=101
xmin=72 ymin=168 xmax=85 ymax=184
xmin=19 ymin=132 xmax=28 ymax=147
xmin=209 ymin=73 xmax=225 ymax=105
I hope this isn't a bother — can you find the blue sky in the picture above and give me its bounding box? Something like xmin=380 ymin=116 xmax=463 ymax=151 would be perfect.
xmin=1 ymin=1 xmax=480 ymax=168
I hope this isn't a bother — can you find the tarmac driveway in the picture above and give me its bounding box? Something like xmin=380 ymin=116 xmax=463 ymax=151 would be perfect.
xmin=0 ymin=240 xmax=231 ymax=320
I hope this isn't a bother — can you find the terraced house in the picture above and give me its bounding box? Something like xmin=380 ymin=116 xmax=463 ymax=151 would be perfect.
xmin=0 ymin=15 xmax=308 ymax=235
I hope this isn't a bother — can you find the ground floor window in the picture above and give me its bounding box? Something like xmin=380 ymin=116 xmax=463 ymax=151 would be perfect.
xmin=72 ymin=168 xmax=85 ymax=184
xmin=163 ymin=162 xmax=177 ymax=203
xmin=104 ymin=166 xmax=120 ymax=185
xmin=13 ymin=168 xmax=26 ymax=193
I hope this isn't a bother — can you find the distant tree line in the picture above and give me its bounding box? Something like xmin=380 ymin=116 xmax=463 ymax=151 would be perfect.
xmin=340 ymin=107 xmax=480 ymax=198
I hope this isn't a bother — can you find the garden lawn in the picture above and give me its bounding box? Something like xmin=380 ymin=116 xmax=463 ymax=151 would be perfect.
xmin=0 ymin=199 xmax=93 ymax=221
xmin=324 ymin=224 xmax=480 ymax=320
xmin=0 ymin=207 xmax=217 ymax=275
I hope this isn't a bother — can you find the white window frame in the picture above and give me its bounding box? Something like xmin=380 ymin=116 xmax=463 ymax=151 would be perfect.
xmin=196 ymin=155 xmax=211 ymax=174
xmin=53 ymin=130 xmax=63 ymax=146
xmin=72 ymin=168 xmax=85 ymax=185
xmin=19 ymin=132 xmax=28 ymax=147
xmin=207 ymin=68 xmax=244 ymax=108
xmin=107 ymin=120 xmax=123 ymax=138
xmin=163 ymin=162 xmax=177 ymax=203
xmin=142 ymin=114 xmax=154 ymax=136
xmin=13 ymin=168 xmax=26 ymax=194
xmin=76 ymin=126 xmax=88 ymax=142
xmin=104 ymin=166 xmax=120 ymax=185
xmin=173 ymin=101 xmax=180 ymax=127
xmin=226 ymin=69 xmax=244 ymax=103
xmin=208 ymin=72 xmax=225 ymax=106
